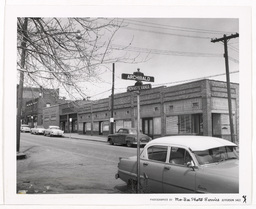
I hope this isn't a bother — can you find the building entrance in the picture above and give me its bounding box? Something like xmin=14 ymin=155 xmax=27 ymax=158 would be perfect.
xmin=142 ymin=118 xmax=153 ymax=138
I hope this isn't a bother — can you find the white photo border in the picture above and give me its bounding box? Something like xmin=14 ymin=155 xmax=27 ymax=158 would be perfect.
xmin=3 ymin=3 xmax=252 ymax=207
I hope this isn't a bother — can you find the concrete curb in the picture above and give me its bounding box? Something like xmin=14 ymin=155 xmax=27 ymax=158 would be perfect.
xmin=63 ymin=135 xmax=107 ymax=143
xmin=17 ymin=152 xmax=27 ymax=160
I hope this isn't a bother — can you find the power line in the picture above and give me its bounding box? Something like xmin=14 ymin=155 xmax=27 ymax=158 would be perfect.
xmin=115 ymin=70 xmax=239 ymax=90
xmin=112 ymin=43 xmax=222 ymax=57
xmin=123 ymin=27 xmax=212 ymax=40
xmin=123 ymin=19 xmax=235 ymax=35
xmin=86 ymin=70 xmax=239 ymax=100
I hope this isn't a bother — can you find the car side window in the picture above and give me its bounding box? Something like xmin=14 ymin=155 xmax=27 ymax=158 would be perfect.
xmin=147 ymin=146 xmax=168 ymax=162
xmin=169 ymin=147 xmax=192 ymax=166
xmin=123 ymin=129 xmax=129 ymax=134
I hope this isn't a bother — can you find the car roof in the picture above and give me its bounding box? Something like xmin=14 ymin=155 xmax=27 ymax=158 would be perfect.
xmin=147 ymin=136 xmax=237 ymax=151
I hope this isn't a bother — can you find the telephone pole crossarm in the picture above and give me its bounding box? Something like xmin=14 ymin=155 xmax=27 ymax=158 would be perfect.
xmin=211 ymin=33 xmax=239 ymax=43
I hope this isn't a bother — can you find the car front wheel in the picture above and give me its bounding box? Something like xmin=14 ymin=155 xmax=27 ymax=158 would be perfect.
xmin=108 ymin=138 xmax=114 ymax=145
xmin=126 ymin=141 xmax=132 ymax=147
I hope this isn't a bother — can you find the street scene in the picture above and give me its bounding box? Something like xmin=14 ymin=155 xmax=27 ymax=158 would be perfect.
xmin=16 ymin=17 xmax=240 ymax=194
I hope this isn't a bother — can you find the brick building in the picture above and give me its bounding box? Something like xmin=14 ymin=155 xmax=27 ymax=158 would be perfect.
xmin=77 ymin=79 xmax=239 ymax=143
xmin=42 ymin=104 xmax=60 ymax=129
xmin=23 ymin=88 xmax=60 ymax=127
xmin=43 ymin=100 xmax=89 ymax=132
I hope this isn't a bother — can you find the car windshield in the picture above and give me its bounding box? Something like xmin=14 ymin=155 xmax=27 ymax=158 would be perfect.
xmin=129 ymin=129 xmax=137 ymax=134
xmin=193 ymin=146 xmax=238 ymax=165
xmin=50 ymin=127 xmax=60 ymax=129
xmin=21 ymin=125 xmax=30 ymax=127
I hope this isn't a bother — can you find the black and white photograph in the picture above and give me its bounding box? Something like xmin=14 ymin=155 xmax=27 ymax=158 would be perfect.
xmin=1 ymin=1 xmax=254 ymax=208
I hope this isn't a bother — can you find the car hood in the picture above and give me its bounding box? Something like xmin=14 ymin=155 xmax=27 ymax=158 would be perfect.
xmin=202 ymin=160 xmax=239 ymax=179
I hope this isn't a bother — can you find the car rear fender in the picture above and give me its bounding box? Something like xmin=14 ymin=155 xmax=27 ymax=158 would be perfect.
xmin=118 ymin=157 xmax=137 ymax=182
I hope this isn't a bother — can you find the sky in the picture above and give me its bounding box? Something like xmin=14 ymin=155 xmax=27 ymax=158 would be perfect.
xmin=74 ymin=18 xmax=239 ymax=101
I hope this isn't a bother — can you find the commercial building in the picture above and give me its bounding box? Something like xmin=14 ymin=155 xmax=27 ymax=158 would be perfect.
xmin=43 ymin=100 xmax=88 ymax=132
xmin=23 ymin=88 xmax=60 ymax=127
xmin=76 ymin=79 xmax=239 ymax=143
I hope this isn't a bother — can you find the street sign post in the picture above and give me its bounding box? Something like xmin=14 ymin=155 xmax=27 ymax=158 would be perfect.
xmin=121 ymin=68 xmax=154 ymax=193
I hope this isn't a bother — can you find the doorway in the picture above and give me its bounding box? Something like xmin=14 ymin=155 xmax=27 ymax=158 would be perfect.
xmin=83 ymin=122 xmax=86 ymax=134
xmin=142 ymin=118 xmax=153 ymax=138
xmin=99 ymin=121 xmax=103 ymax=135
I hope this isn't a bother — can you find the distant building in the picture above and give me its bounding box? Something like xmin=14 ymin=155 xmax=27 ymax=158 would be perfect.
xmin=22 ymin=87 xmax=61 ymax=127
xmin=76 ymin=79 xmax=239 ymax=143
xmin=42 ymin=104 xmax=60 ymax=129
xmin=43 ymin=100 xmax=89 ymax=132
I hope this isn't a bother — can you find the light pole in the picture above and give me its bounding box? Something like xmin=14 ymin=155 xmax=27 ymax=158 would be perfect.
xmin=69 ymin=117 xmax=72 ymax=140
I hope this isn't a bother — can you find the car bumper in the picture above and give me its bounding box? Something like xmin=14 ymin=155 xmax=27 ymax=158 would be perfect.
xmin=51 ymin=132 xmax=63 ymax=136
xmin=132 ymin=141 xmax=149 ymax=145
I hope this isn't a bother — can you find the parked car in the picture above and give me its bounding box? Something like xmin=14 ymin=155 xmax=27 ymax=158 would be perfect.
xmin=44 ymin=126 xmax=64 ymax=137
xmin=107 ymin=128 xmax=152 ymax=147
xmin=116 ymin=135 xmax=239 ymax=193
xmin=31 ymin=126 xmax=45 ymax=135
xmin=20 ymin=124 xmax=31 ymax=133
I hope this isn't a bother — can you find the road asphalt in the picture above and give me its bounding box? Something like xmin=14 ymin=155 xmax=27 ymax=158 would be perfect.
xmin=17 ymin=133 xmax=108 ymax=159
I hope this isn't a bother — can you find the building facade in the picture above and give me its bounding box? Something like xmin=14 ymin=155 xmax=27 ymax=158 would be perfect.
xmin=23 ymin=88 xmax=60 ymax=127
xmin=42 ymin=104 xmax=60 ymax=128
xmin=77 ymin=79 xmax=239 ymax=143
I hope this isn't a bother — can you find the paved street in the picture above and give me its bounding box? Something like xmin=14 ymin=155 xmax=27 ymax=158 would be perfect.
xmin=17 ymin=133 xmax=138 ymax=194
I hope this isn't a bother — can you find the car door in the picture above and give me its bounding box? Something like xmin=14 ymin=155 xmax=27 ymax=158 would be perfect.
xmin=163 ymin=146 xmax=196 ymax=193
xmin=140 ymin=145 xmax=168 ymax=193
xmin=113 ymin=129 xmax=126 ymax=144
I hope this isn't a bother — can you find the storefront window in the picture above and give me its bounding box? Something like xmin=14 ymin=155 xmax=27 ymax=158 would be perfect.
xmin=166 ymin=114 xmax=202 ymax=135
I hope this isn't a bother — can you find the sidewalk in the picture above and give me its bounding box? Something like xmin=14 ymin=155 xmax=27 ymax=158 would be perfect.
xmin=63 ymin=133 xmax=108 ymax=143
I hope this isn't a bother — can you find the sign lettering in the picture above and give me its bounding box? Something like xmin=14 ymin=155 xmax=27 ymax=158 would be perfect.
xmin=127 ymin=84 xmax=152 ymax=92
xmin=122 ymin=73 xmax=154 ymax=82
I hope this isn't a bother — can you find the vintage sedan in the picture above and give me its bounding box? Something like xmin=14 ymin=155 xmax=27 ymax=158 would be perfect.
xmin=44 ymin=126 xmax=64 ymax=137
xmin=20 ymin=124 xmax=31 ymax=133
xmin=116 ymin=136 xmax=239 ymax=193
xmin=108 ymin=128 xmax=152 ymax=147
xmin=31 ymin=126 xmax=45 ymax=135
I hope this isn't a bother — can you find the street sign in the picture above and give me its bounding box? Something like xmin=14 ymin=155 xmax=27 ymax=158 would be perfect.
xmin=127 ymin=84 xmax=152 ymax=92
xmin=122 ymin=73 xmax=154 ymax=82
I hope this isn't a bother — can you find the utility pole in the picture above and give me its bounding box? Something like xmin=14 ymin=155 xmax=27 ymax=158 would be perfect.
xmin=110 ymin=63 xmax=115 ymax=134
xmin=211 ymin=33 xmax=239 ymax=143
xmin=17 ymin=18 xmax=28 ymax=152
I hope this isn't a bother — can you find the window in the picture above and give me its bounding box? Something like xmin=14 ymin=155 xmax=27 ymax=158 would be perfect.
xmin=177 ymin=114 xmax=203 ymax=135
xmin=147 ymin=146 xmax=168 ymax=162
xmin=169 ymin=147 xmax=192 ymax=166
xmin=178 ymin=115 xmax=191 ymax=134
xmin=192 ymin=102 xmax=199 ymax=108
xmin=46 ymin=103 xmax=51 ymax=107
